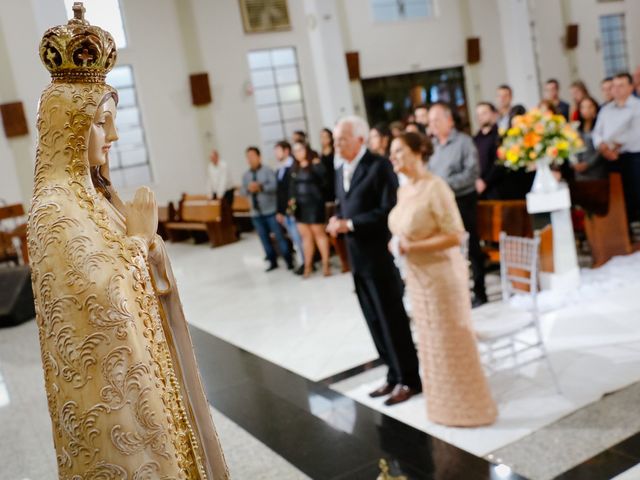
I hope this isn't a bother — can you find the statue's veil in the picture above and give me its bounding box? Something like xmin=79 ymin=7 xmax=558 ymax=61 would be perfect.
xmin=27 ymin=4 xmax=228 ymax=478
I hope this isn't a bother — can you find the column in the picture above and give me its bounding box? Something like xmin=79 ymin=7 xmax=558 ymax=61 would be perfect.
xmin=496 ymin=0 xmax=541 ymax=108
xmin=303 ymin=0 xmax=354 ymax=126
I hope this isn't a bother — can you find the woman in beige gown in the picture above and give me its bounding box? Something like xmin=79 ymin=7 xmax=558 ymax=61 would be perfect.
xmin=387 ymin=132 xmax=497 ymax=427
xmin=28 ymin=5 xmax=228 ymax=478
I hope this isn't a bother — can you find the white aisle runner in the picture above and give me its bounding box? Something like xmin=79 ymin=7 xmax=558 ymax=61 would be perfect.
xmin=332 ymin=253 xmax=640 ymax=457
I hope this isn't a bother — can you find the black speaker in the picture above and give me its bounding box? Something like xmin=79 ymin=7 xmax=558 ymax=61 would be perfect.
xmin=566 ymin=24 xmax=579 ymax=49
xmin=0 ymin=266 xmax=35 ymax=327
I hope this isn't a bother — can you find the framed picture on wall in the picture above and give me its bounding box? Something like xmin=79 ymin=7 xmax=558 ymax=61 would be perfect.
xmin=239 ymin=0 xmax=291 ymax=33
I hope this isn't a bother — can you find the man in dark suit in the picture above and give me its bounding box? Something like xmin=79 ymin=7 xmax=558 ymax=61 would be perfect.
xmin=327 ymin=116 xmax=421 ymax=406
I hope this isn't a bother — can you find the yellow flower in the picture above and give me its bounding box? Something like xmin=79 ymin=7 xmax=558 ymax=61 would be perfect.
xmin=529 ymin=151 xmax=538 ymax=160
xmin=507 ymin=127 xmax=521 ymax=137
xmin=506 ymin=150 xmax=519 ymax=163
xmin=556 ymin=140 xmax=569 ymax=151
xmin=552 ymin=115 xmax=565 ymax=124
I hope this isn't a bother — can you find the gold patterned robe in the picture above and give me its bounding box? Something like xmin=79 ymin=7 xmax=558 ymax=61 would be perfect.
xmin=28 ymin=82 xmax=229 ymax=478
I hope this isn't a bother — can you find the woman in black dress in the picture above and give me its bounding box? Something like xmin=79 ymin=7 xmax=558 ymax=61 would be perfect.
xmin=319 ymin=128 xmax=336 ymax=202
xmin=290 ymin=141 xmax=331 ymax=277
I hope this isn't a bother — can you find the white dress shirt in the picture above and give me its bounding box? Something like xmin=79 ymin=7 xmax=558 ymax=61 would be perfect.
xmin=277 ymin=156 xmax=294 ymax=180
xmin=592 ymin=95 xmax=640 ymax=153
xmin=206 ymin=160 xmax=233 ymax=198
xmin=341 ymin=146 xmax=367 ymax=193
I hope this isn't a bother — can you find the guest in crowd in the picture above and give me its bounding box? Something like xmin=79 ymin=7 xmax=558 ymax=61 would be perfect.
xmin=405 ymin=121 xmax=426 ymax=135
xmin=593 ymin=72 xmax=640 ymax=224
xmin=292 ymin=130 xmax=307 ymax=145
xmin=206 ymin=149 xmax=234 ymax=206
xmin=414 ymin=104 xmax=429 ymax=129
xmin=274 ymin=141 xmax=305 ymax=270
xmin=543 ymin=78 xmax=570 ymax=119
xmin=388 ymin=131 xmax=497 ymax=427
xmin=369 ymin=123 xmax=392 ymax=157
xmin=633 ymin=66 xmax=640 ymax=97
xmin=600 ymin=77 xmax=614 ymax=105
xmin=473 ymin=102 xmax=501 ymax=199
xmin=290 ymin=141 xmax=331 ymax=277
xmin=390 ymin=121 xmax=405 ymax=138
xmin=319 ymin=128 xmax=336 ymax=201
xmin=538 ymin=99 xmax=559 ymax=115
xmin=241 ymin=146 xmax=293 ymax=272
xmin=327 ymin=116 xmax=421 ymax=406
xmin=573 ymin=97 xmax=607 ymax=181
xmin=509 ymin=104 xmax=527 ymax=120
xmin=428 ymin=102 xmax=487 ymax=306
xmin=569 ymin=80 xmax=590 ymax=122
xmin=496 ymin=84 xmax=513 ymax=131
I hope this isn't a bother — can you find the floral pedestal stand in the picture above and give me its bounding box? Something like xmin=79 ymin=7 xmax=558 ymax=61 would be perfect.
xmin=526 ymin=157 xmax=581 ymax=291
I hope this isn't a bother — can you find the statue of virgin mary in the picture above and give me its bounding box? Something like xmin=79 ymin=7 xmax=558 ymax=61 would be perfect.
xmin=28 ymin=3 xmax=229 ymax=478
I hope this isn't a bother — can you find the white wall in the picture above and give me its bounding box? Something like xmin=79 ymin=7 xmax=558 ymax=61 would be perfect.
xmin=116 ymin=0 xmax=210 ymax=202
xmin=565 ymin=0 xmax=640 ymax=103
xmin=1 ymin=0 xmax=639 ymax=206
xmin=188 ymin=0 xmax=326 ymax=179
xmin=339 ymin=0 xmax=468 ymax=79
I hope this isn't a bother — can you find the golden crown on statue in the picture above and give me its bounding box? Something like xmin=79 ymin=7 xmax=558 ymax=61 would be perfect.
xmin=39 ymin=2 xmax=117 ymax=83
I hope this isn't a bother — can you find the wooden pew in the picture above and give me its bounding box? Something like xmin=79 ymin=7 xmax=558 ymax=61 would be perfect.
xmin=477 ymin=200 xmax=533 ymax=263
xmin=0 ymin=203 xmax=28 ymax=265
xmin=165 ymin=194 xmax=237 ymax=247
xmin=231 ymin=193 xmax=253 ymax=234
xmin=570 ymin=173 xmax=632 ymax=267
xmin=157 ymin=202 xmax=177 ymax=241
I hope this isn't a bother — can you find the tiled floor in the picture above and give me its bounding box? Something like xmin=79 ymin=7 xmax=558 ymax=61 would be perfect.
xmin=0 ymin=321 xmax=309 ymax=480
xmin=3 ymin=234 xmax=640 ymax=479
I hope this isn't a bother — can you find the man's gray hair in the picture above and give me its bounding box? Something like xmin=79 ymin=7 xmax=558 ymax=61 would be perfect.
xmin=336 ymin=115 xmax=370 ymax=142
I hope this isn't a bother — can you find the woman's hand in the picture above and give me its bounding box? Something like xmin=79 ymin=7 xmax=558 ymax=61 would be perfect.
xmin=572 ymin=162 xmax=588 ymax=173
xmin=125 ymin=186 xmax=158 ymax=245
xmin=300 ymin=159 xmax=310 ymax=168
xmin=398 ymin=236 xmax=412 ymax=255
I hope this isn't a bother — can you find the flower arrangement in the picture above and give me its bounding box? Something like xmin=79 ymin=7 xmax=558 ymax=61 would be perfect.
xmin=497 ymin=109 xmax=584 ymax=170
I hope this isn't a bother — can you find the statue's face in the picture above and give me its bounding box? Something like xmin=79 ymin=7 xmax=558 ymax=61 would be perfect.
xmin=88 ymin=97 xmax=118 ymax=167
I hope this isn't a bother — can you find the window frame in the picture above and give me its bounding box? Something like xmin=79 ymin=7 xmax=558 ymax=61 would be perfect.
xmin=598 ymin=13 xmax=629 ymax=78
xmin=105 ymin=64 xmax=153 ymax=189
xmin=247 ymin=46 xmax=309 ymax=156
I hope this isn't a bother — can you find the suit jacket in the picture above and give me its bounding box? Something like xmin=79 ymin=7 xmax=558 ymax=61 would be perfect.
xmin=335 ymin=150 xmax=399 ymax=276
xmin=276 ymin=165 xmax=293 ymax=215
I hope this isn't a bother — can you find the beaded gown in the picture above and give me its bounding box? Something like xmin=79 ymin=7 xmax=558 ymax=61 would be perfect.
xmin=388 ymin=173 xmax=497 ymax=426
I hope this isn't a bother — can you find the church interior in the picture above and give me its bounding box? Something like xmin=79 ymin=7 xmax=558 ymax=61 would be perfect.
xmin=2 ymin=0 xmax=640 ymax=479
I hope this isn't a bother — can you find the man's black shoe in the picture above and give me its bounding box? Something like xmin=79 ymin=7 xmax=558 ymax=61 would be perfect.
xmin=265 ymin=264 xmax=278 ymax=272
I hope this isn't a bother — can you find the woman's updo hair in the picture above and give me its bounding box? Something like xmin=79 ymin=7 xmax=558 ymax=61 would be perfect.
xmin=395 ymin=131 xmax=434 ymax=161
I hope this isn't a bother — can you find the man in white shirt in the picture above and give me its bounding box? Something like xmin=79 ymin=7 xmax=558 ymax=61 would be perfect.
xmin=496 ymin=84 xmax=513 ymax=132
xmin=593 ymin=72 xmax=640 ymax=223
xmin=206 ymin=149 xmax=234 ymax=206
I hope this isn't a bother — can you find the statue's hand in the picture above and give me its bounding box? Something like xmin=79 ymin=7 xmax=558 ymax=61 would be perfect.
xmin=126 ymin=186 xmax=158 ymax=245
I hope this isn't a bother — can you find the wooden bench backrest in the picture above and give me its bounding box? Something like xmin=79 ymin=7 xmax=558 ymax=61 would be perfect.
xmin=478 ymin=200 xmax=532 ymax=243
xmin=232 ymin=194 xmax=251 ymax=212
xmin=180 ymin=200 xmax=222 ymax=223
xmin=0 ymin=203 xmax=25 ymax=221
